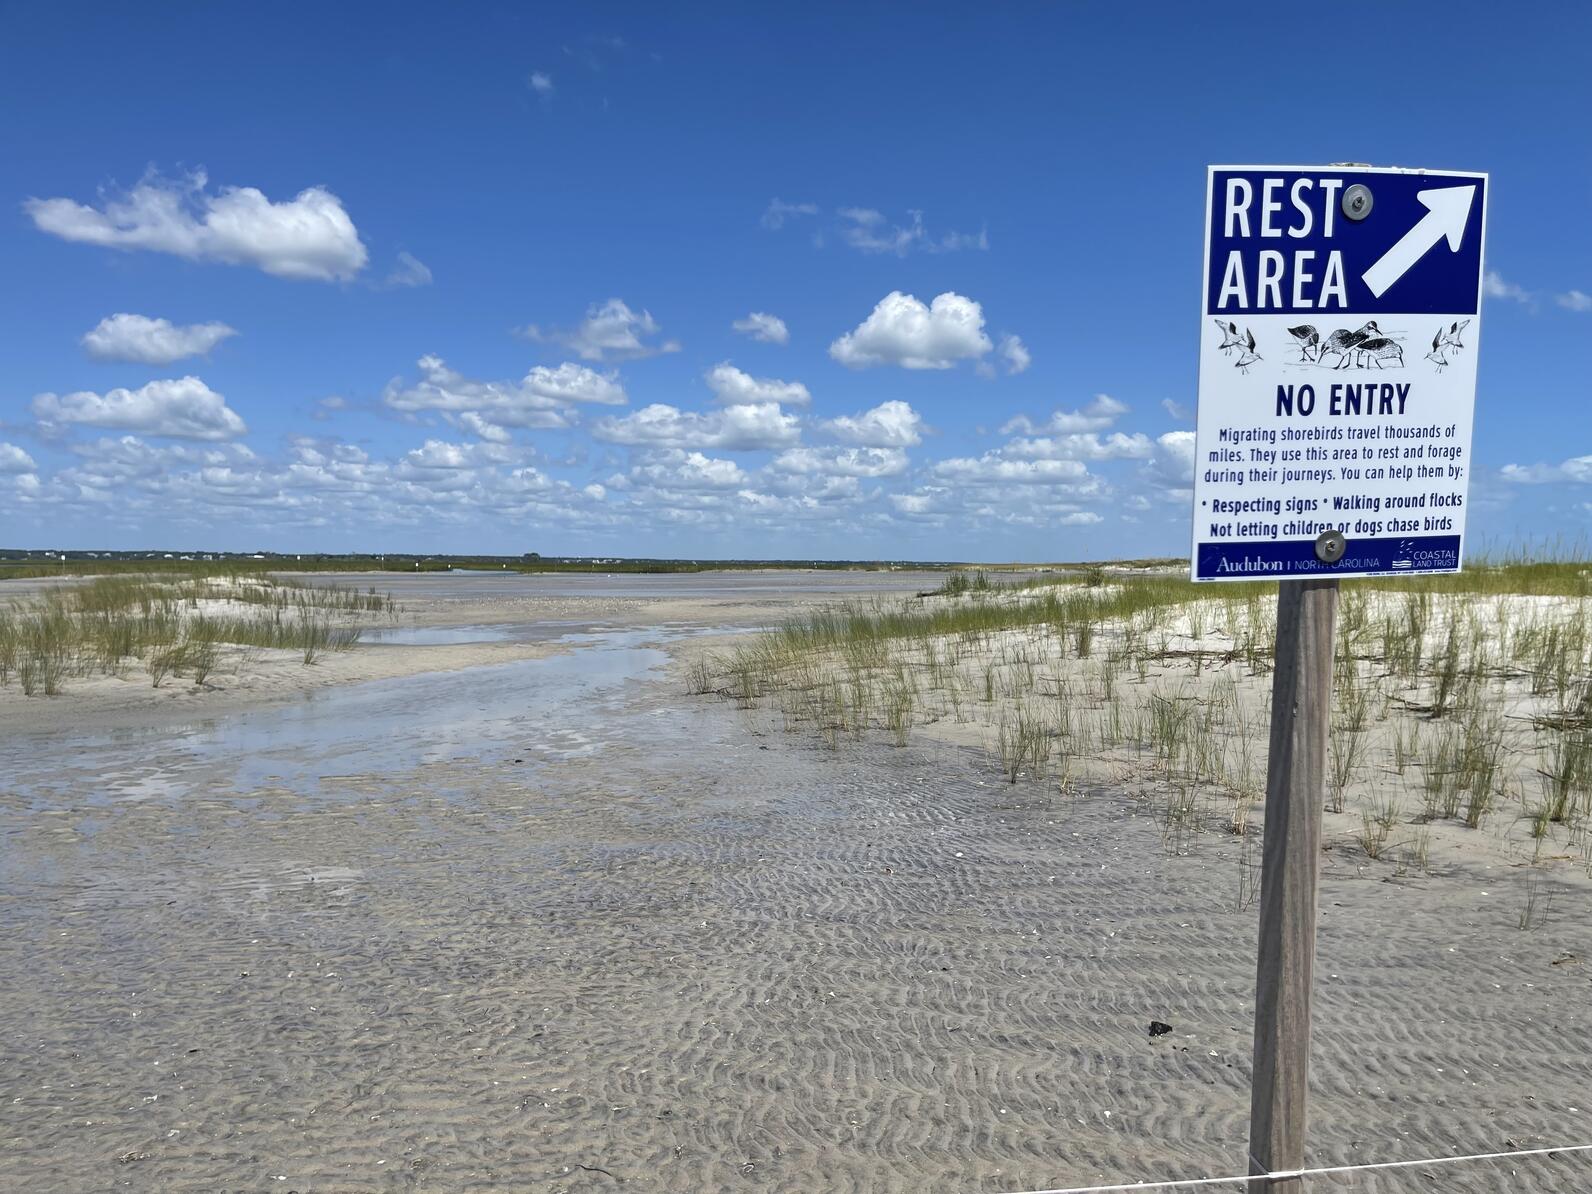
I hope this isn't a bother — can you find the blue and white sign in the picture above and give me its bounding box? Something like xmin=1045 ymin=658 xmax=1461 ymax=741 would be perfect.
xmin=1191 ymin=165 xmax=1487 ymax=582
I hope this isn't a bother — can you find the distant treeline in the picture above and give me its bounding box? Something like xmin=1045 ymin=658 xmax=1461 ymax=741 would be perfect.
xmin=0 ymin=552 xmax=967 ymax=580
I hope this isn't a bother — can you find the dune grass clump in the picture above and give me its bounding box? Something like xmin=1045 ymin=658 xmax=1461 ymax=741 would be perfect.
xmin=995 ymin=703 xmax=1055 ymax=783
xmin=0 ymin=569 xmax=394 ymax=697
xmin=689 ymin=555 xmax=1592 ymax=875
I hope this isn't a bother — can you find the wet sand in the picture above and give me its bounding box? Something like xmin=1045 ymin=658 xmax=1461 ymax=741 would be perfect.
xmin=0 ymin=570 xmax=951 ymax=737
xmin=2 ymin=573 xmax=1590 ymax=1191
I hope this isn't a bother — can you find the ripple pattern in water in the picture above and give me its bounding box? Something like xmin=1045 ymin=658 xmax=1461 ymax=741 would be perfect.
xmin=2 ymin=653 xmax=1590 ymax=1191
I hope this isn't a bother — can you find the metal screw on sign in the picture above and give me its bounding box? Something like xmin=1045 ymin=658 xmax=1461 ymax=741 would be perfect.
xmin=1341 ymin=184 xmax=1373 ymax=221
xmin=1314 ymin=530 xmax=1346 ymax=564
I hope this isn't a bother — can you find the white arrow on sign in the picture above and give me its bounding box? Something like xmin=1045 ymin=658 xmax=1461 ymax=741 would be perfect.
xmin=1361 ymin=185 xmax=1477 ymax=298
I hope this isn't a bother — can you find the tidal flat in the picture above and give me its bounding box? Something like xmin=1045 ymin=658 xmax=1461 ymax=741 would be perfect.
xmin=2 ymin=569 xmax=1589 ymax=1192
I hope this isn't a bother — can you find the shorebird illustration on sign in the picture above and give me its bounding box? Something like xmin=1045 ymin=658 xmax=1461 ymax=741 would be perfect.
xmin=1234 ymin=327 xmax=1260 ymax=374
xmin=1425 ymin=328 xmax=1450 ymax=372
xmin=1213 ymin=319 xmax=1243 ymax=355
xmin=1285 ymin=324 xmax=1319 ymax=362
xmin=1354 ymin=336 xmax=1404 ymax=369
xmin=1318 ymin=322 xmax=1383 ymax=369
xmin=1440 ymin=319 xmax=1472 ymax=354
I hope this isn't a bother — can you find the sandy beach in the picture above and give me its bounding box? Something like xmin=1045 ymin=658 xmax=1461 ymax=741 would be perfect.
xmin=3 ymin=571 xmax=1589 ymax=1192
xmin=0 ymin=570 xmax=940 ymax=736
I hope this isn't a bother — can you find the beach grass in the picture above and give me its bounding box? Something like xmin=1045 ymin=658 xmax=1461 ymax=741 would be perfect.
xmin=0 ymin=569 xmax=391 ymax=696
xmin=694 ymin=556 xmax=1592 ymax=872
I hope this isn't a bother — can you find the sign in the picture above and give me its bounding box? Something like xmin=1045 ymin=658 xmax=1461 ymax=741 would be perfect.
xmin=1191 ymin=165 xmax=1487 ymax=582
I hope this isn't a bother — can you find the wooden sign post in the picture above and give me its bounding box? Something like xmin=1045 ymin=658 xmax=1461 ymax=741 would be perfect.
xmin=1191 ymin=164 xmax=1487 ymax=1185
xmin=1247 ymin=576 xmax=1338 ymax=1190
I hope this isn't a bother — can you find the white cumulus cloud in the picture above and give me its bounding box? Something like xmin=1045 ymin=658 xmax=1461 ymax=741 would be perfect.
xmin=521 ymin=362 xmax=627 ymax=405
xmin=521 ymin=298 xmax=680 ymax=361
xmin=81 ymin=313 xmax=237 ymax=365
xmin=1498 ymin=455 xmax=1592 ymax=484
xmin=1556 ymin=289 xmax=1592 ymax=312
xmin=931 ymin=455 xmax=1094 ymax=486
xmin=593 ymin=402 xmax=800 ymax=451
xmin=706 ymin=363 xmax=810 ymax=407
xmin=32 ymin=376 xmax=247 ymax=441
xmin=629 ymin=450 xmax=750 ymax=490
xmin=399 ymin=439 xmax=518 ymax=473
xmin=1002 ymin=432 xmax=1153 ymax=461
xmin=821 ymin=400 xmax=924 ymax=448
xmin=829 ymin=291 xmax=991 ymax=370
xmin=998 ymin=333 xmax=1031 ymax=375
xmin=769 ymin=446 xmax=909 ymax=478
xmin=0 ymin=443 xmax=37 ymax=473
xmin=731 ymin=312 xmax=789 ymax=344
xmin=56 ymin=437 xmax=258 ymax=498
xmin=1001 ymin=395 xmax=1129 ymax=435
xmin=890 ymin=490 xmax=941 ymax=517
xmin=1483 ymin=270 xmax=1532 ymax=306
xmin=25 ymin=169 xmax=367 ymax=281
xmin=456 ymin=411 xmax=513 ymax=443
xmin=383 ymin=356 xmax=624 ymax=429
xmin=1143 ymin=430 xmax=1197 ymax=489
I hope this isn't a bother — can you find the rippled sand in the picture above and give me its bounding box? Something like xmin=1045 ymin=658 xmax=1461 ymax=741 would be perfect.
xmin=3 ymin=595 xmax=1590 ymax=1191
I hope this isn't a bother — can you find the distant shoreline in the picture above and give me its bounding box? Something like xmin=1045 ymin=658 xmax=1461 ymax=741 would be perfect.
xmin=0 ymin=553 xmax=1184 ymax=582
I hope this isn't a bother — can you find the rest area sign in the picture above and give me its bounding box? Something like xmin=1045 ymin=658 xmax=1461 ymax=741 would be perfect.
xmin=1190 ymin=164 xmax=1487 ymax=582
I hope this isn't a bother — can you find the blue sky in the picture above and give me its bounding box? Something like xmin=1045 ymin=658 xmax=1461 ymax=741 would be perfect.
xmin=1 ymin=1 xmax=1587 ymax=560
